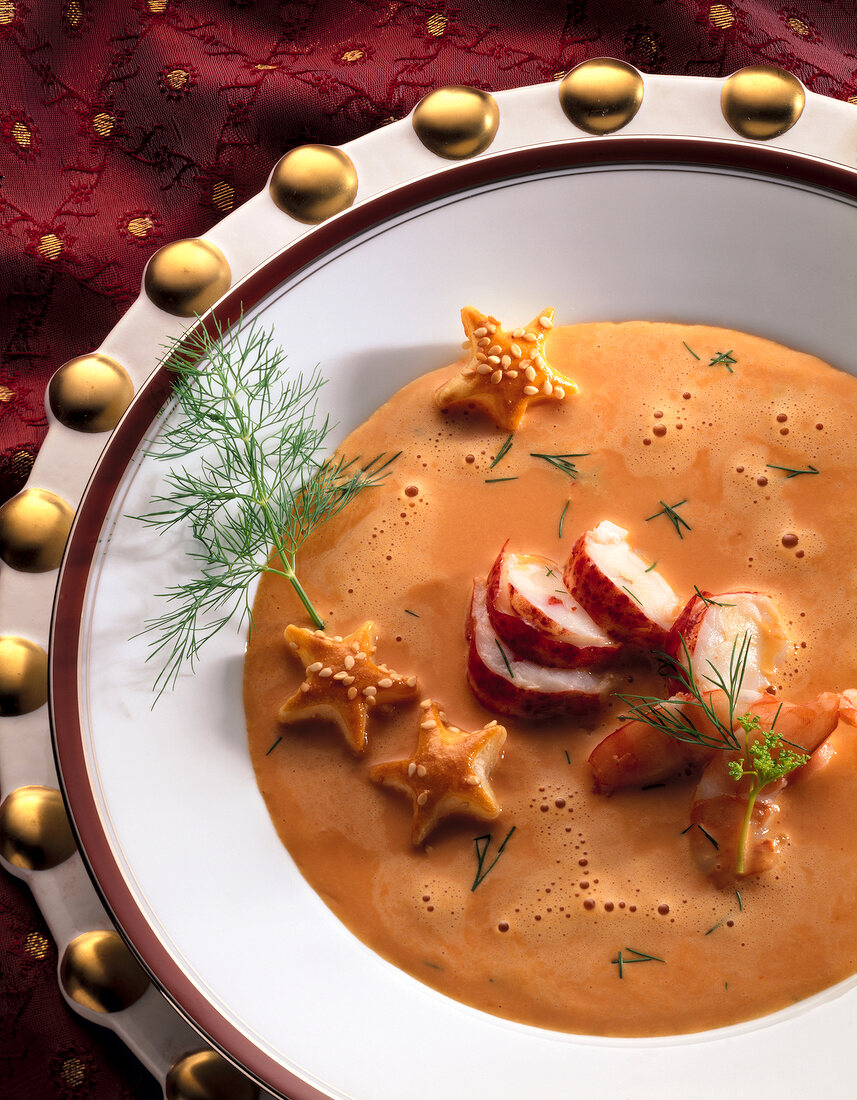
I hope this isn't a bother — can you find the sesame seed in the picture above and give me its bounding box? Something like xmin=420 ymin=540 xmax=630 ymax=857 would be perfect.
xmin=523 ymin=331 xmax=538 ymax=341
xmin=523 ymin=385 xmax=539 ymax=396
xmin=344 ymin=655 xmax=355 ymax=670
xmin=512 ymin=327 xmax=524 ymax=337
xmin=363 ymin=686 xmax=377 ymax=697
xmin=314 ymin=629 xmax=325 ymax=636
xmin=421 ymin=719 xmax=437 ymax=729
xmin=525 ymin=365 xmax=536 ymax=382
xmin=343 ymin=675 xmax=355 ymax=685
xmin=289 ymin=641 xmax=298 ymax=649
xmin=333 ymin=635 xmax=342 ymax=642
xmin=465 ymin=776 xmax=480 ymax=786
xmin=378 ymin=677 xmax=393 ymax=688
xmin=333 ymin=671 xmax=348 ymax=680
xmin=367 ymin=696 xmax=377 ymax=706
xmin=510 ymin=343 xmax=522 ymax=357
xmin=351 ymin=642 xmax=360 ymax=652
xmin=307 ymin=661 xmax=323 ymax=673
xmin=486 ymin=719 xmax=498 ymax=727
xmin=487 ymin=355 xmax=500 ymax=365
xmin=539 ymin=314 xmax=553 ymax=328
xmin=407 ymin=676 xmax=417 ymax=687
xmin=420 ymin=698 xmax=432 ymax=708
xmin=488 ymin=344 xmax=502 ymax=355
xmin=477 ymin=363 xmax=492 ymax=375
xmin=474 ymin=326 xmax=488 ymax=337
xmin=463 ymin=367 xmax=475 ymax=376
xmin=347 ymin=687 xmax=358 ymax=700
xmin=534 ymin=354 xmax=546 ymax=368
xmin=506 ymin=370 xmax=518 ymax=378
xmin=408 ymin=762 xmax=417 ymax=777
xmin=477 ymin=336 xmax=490 ymax=347
xmin=417 ymin=792 xmax=429 ymax=806
xmin=319 ymin=667 xmax=333 ymax=678
xmin=356 ymin=652 xmax=367 ymax=660
xmin=490 ymin=370 xmax=502 ymax=384
xmin=542 ymin=380 xmax=553 ymax=396
xmin=486 ymin=323 xmax=497 ymax=334
xmin=300 ymin=682 xmax=310 ymax=692
xmin=555 ymin=386 xmax=565 ymax=399
xmin=416 ymin=764 xmax=427 ymax=778
xmin=501 ymin=355 xmax=511 ymax=368
xmin=476 ymin=352 xmax=487 ymax=362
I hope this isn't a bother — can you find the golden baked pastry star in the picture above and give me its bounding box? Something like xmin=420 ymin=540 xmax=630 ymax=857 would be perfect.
xmin=279 ymin=622 xmax=418 ymax=755
xmin=370 ymin=700 xmax=507 ymax=845
xmin=435 ymin=306 xmax=578 ymax=431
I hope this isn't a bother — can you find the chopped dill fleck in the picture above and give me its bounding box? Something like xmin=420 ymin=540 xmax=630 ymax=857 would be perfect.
xmin=736 ymin=890 xmax=743 ymax=912
xmin=564 ymin=749 xmax=571 ymax=764
xmin=705 ymin=920 xmax=726 ymax=936
xmin=546 ymin=566 xmax=556 ymax=577
xmin=765 ymin=463 xmax=819 ymax=479
xmin=484 ymin=477 xmax=518 ymax=484
xmin=423 ymin=960 xmax=443 ymax=971
xmin=614 ymin=950 xmax=624 ymax=978
xmin=683 ymin=341 xmax=700 ymax=361
xmin=558 ymin=499 xmax=570 ymax=538
xmin=404 ymin=608 xmax=420 ymax=618
xmin=489 ymin=433 xmax=514 ymax=470
xmin=530 ymin=452 xmax=589 ymax=479
xmin=709 ymin=349 xmax=736 ymax=373
xmin=680 ymin=823 xmax=693 ymax=834
xmin=693 ymin=586 xmax=734 ymax=608
xmin=495 ymin=639 xmax=514 ymax=678
xmin=622 ymin=584 xmax=643 ymax=606
xmin=641 ymin=782 xmax=665 ymax=790
xmin=265 ymin=736 xmax=282 ymax=756
xmin=697 ymin=824 xmax=720 ymax=850
xmin=612 ymin=946 xmax=664 ymax=976
xmin=644 ymin=560 xmax=658 ymax=573
xmin=645 ymin=499 xmax=691 ymax=539
xmin=472 ymin=826 xmax=516 ymax=890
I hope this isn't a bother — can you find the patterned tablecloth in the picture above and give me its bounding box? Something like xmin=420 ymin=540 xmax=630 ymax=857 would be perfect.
xmin=2 ymin=1 xmax=855 ymax=1095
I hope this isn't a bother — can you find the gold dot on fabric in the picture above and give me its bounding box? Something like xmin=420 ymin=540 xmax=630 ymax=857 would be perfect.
xmin=24 ymin=930 xmax=51 ymax=958
xmin=37 ymin=234 xmax=63 ymax=260
xmin=848 ymin=94 xmax=857 ymax=105
xmin=127 ymin=215 xmax=153 ymax=238
xmin=211 ymin=182 xmax=234 ymax=210
xmin=709 ymin=4 xmax=735 ymax=28
xmin=147 ymin=0 xmax=168 ymax=11
xmin=341 ymin=49 xmax=364 ymax=62
xmin=11 ymin=450 xmax=34 ymax=480
xmin=60 ymin=1057 xmax=88 ymax=1088
xmin=0 ymin=2 xmax=15 ymax=26
xmin=427 ymin=13 xmax=448 ymax=36
xmin=11 ymin=121 xmax=31 ymax=147
xmin=255 ymin=63 xmax=277 ymax=70
xmin=64 ymin=0 xmax=82 ymax=27
xmin=788 ymin=16 xmax=810 ymax=36
xmin=92 ymin=112 xmax=114 ymax=137
xmin=0 ymin=385 xmax=13 ymax=402
xmin=164 ymin=67 xmax=189 ymax=90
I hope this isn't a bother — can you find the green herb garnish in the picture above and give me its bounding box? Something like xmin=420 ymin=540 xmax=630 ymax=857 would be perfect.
xmin=489 ymin=432 xmax=514 ymax=469
xmin=472 ymin=826 xmax=516 ymax=890
xmin=708 ymin=349 xmax=736 ymax=373
xmin=135 ymin=318 xmax=396 ymax=696
xmin=404 ymin=608 xmax=420 ymax=618
xmin=622 ymin=584 xmax=643 ymax=607
xmin=693 ymin=586 xmax=734 ymax=608
xmin=765 ymin=463 xmax=819 ymax=479
xmin=697 ymin=824 xmax=719 ymax=850
xmin=612 ymin=946 xmax=665 ymax=977
xmin=495 ymin=639 xmax=514 ymax=678
xmin=682 ymin=341 xmax=700 ymax=360
xmin=726 ymin=714 xmax=808 ymax=875
xmin=530 ymin=452 xmax=589 ymax=479
xmin=644 ymin=560 xmax=658 ymax=573
xmin=645 ymin=499 xmax=691 ymax=539
xmin=558 ymin=499 xmax=570 ymax=538
xmin=485 ymin=476 xmax=518 ymax=483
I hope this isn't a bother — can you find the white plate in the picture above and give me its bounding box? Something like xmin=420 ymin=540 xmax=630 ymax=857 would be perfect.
xmin=5 ymin=68 xmax=857 ymax=1098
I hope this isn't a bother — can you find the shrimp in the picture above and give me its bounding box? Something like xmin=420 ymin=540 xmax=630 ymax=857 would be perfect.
xmin=589 ymin=690 xmax=737 ymax=793
xmin=690 ymin=692 xmax=852 ymax=884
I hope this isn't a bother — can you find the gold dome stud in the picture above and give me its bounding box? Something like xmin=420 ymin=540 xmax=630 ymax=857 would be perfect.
xmin=412 ymin=85 xmax=499 ymax=159
xmin=0 ymin=488 xmax=74 ymax=572
xmin=559 ymin=58 xmax=644 ymax=135
xmin=48 ymin=353 xmax=134 ymax=433
xmin=0 ymin=635 xmax=48 ymax=715
xmin=165 ymin=1050 xmax=258 ymax=1100
xmin=143 ymin=238 xmax=231 ymax=318
xmin=721 ymin=65 xmax=805 ymax=140
xmin=60 ymin=930 xmax=150 ymax=1013
xmin=269 ymin=145 xmax=358 ymax=225
xmin=0 ymin=786 xmax=76 ymax=869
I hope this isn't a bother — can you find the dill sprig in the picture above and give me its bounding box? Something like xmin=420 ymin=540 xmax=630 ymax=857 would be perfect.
xmin=471 ymin=826 xmax=516 ymax=890
xmin=614 ymin=632 xmax=752 ymax=751
xmin=489 ymin=432 xmax=514 ymax=469
xmin=135 ymin=317 xmax=396 ymax=696
xmin=646 ymin=499 xmax=691 ymax=539
xmin=612 ymin=946 xmax=665 ymax=977
xmin=765 ymin=462 xmax=819 ymax=479
xmin=530 ymin=451 xmax=589 ymax=479
xmin=558 ymin=499 xmax=570 ymax=537
xmin=495 ymin=639 xmax=514 ymax=678
xmin=682 ymin=341 xmax=700 ymax=360
xmin=709 ymin=349 xmax=736 ymax=373
xmin=693 ymin=586 xmax=734 ymax=608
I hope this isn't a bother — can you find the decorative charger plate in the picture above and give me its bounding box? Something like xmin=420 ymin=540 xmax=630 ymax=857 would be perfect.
xmin=3 ymin=62 xmax=857 ymax=1100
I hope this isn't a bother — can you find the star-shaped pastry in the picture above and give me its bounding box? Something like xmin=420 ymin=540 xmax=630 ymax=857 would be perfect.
xmin=279 ymin=622 xmax=418 ymax=755
xmin=369 ymin=700 xmax=507 ymax=845
xmin=435 ymin=306 xmax=578 ymax=431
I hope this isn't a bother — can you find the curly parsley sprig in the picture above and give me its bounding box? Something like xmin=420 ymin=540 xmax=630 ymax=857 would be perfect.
xmin=135 ymin=317 xmax=396 ymax=697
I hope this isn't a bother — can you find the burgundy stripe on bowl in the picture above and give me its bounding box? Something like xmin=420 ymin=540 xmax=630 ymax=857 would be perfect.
xmin=50 ymin=135 xmax=857 ymax=1099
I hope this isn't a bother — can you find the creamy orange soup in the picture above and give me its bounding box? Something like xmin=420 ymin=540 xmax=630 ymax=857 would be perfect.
xmin=244 ymin=322 xmax=857 ymax=1036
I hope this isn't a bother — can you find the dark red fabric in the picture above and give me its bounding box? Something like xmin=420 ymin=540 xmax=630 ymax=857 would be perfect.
xmin=1 ymin=2 xmax=856 ymax=1096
